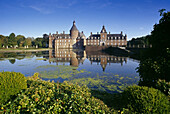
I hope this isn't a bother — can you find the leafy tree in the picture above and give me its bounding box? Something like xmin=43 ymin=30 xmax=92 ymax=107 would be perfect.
xmin=137 ymin=9 xmax=170 ymax=94
xmin=128 ymin=35 xmax=151 ymax=47
xmin=16 ymin=35 xmax=25 ymax=47
xmin=150 ymin=9 xmax=170 ymax=55
xmin=0 ymin=35 xmax=7 ymax=47
xmin=8 ymin=33 xmax=18 ymax=47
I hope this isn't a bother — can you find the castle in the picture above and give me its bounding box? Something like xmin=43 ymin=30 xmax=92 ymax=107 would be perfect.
xmin=49 ymin=21 xmax=127 ymax=49
xmin=49 ymin=21 xmax=86 ymax=49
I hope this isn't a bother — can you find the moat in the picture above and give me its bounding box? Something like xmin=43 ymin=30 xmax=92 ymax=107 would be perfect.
xmin=0 ymin=49 xmax=139 ymax=93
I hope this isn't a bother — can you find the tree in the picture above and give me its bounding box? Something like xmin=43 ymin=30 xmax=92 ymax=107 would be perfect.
xmin=16 ymin=35 xmax=25 ymax=47
xmin=150 ymin=9 xmax=170 ymax=55
xmin=137 ymin=9 xmax=170 ymax=94
xmin=8 ymin=33 xmax=17 ymax=47
xmin=0 ymin=35 xmax=8 ymax=47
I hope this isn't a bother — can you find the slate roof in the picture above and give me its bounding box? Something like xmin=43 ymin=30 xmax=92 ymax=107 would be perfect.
xmin=70 ymin=21 xmax=78 ymax=31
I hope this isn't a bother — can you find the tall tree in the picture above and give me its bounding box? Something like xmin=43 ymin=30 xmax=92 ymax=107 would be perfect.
xmin=150 ymin=9 xmax=170 ymax=55
xmin=8 ymin=33 xmax=17 ymax=47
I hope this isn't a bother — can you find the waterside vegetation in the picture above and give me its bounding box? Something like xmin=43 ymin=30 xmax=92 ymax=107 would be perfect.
xmin=0 ymin=72 xmax=169 ymax=113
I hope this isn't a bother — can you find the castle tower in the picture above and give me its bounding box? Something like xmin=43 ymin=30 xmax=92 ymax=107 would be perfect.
xmin=49 ymin=33 xmax=52 ymax=48
xmin=70 ymin=21 xmax=79 ymax=39
xmin=100 ymin=25 xmax=107 ymax=46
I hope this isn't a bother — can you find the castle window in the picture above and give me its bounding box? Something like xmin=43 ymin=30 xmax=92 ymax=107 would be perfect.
xmin=65 ymin=40 xmax=66 ymax=42
xmin=115 ymin=43 xmax=117 ymax=45
xmin=111 ymin=43 xmax=113 ymax=45
xmin=118 ymin=43 xmax=120 ymax=45
xmin=68 ymin=40 xmax=70 ymax=42
xmin=122 ymin=43 xmax=124 ymax=45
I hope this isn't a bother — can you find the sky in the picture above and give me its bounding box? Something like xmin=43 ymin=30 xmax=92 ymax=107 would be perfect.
xmin=0 ymin=0 xmax=170 ymax=40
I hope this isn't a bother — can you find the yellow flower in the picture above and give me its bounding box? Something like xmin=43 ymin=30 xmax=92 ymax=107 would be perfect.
xmin=1 ymin=107 xmax=3 ymax=110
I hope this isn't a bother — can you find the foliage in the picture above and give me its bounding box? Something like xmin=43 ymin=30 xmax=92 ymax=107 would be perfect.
xmin=150 ymin=10 xmax=170 ymax=53
xmin=1 ymin=74 xmax=114 ymax=113
xmin=0 ymin=35 xmax=8 ymax=47
xmin=121 ymin=85 xmax=169 ymax=113
xmin=0 ymin=72 xmax=27 ymax=105
xmin=137 ymin=10 xmax=170 ymax=94
xmin=8 ymin=33 xmax=17 ymax=46
xmin=155 ymin=79 xmax=170 ymax=96
xmin=128 ymin=35 xmax=151 ymax=47
xmin=0 ymin=33 xmax=48 ymax=48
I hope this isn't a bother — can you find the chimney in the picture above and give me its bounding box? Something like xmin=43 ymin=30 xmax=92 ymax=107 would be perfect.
xmin=121 ymin=31 xmax=123 ymax=35
xmin=56 ymin=31 xmax=58 ymax=34
xmin=109 ymin=32 xmax=110 ymax=34
xmin=97 ymin=32 xmax=99 ymax=34
xmin=82 ymin=31 xmax=83 ymax=33
xmin=49 ymin=33 xmax=51 ymax=36
xmin=91 ymin=32 xmax=92 ymax=35
xmin=63 ymin=31 xmax=65 ymax=34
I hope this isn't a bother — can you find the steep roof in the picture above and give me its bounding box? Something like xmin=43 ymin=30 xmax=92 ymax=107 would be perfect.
xmin=70 ymin=21 xmax=78 ymax=31
xmin=101 ymin=25 xmax=107 ymax=33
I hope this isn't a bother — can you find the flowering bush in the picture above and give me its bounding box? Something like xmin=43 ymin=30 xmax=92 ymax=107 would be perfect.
xmin=1 ymin=74 xmax=113 ymax=113
xmin=0 ymin=72 xmax=27 ymax=105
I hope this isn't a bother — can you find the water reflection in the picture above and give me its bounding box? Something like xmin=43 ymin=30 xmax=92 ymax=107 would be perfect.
xmin=0 ymin=50 xmax=139 ymax=93
xmin=47 ymin=49 xmax=128 ymax=72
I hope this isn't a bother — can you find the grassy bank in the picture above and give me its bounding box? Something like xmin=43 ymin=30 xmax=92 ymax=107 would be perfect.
xmin=0 ymin=48 xmax=51 ymax=52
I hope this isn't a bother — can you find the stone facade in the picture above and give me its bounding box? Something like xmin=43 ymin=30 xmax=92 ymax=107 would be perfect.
xmin=49 ymin=21 xmax=86 ymax=49
xmin=86 ymin=26 xmax=127 ymax=47
xmin=49 ymin=21 xmax=127 ymax=49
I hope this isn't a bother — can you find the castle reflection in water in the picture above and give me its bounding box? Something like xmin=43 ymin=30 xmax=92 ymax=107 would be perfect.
xmin=47 ymin=49 xmax=127 ymax=71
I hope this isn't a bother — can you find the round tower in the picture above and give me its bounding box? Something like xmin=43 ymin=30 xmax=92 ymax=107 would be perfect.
xmin=70 ymin=21 xmax=79 ymax=39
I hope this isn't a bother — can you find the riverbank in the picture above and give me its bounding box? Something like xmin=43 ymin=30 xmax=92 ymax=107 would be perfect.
xmin=0 ymin=72 xmax=169 ymax=113
xmin=0 ymin=48 xmax=51 ymax=52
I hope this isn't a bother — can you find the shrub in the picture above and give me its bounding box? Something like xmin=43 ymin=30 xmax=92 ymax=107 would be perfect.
xmin=0 ymin=72 xmax=27 ymax=105
xmin=156 ymin=79 xmax=170 ymax=96
xmin=2 ymin=76 xmax=114 ymax=113
xmin=121 ymin=85 xmax=169 ymax=113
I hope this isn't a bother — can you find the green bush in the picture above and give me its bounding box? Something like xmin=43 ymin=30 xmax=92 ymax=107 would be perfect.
xmin=121 ymin=85 xmax=169 ymax=113
xmin=1 ymin=75 xmax=114 ymax=113
xmin=0 ymin=72 xmax=27 ymax=105
xmin=156 ymin=79 xmax=170 ymax=96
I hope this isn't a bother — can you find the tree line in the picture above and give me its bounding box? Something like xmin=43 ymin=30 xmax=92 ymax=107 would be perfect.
xmin=0 ymin=33 xmax=49 ymax=48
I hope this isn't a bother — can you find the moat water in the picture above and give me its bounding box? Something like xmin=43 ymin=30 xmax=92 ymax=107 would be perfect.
xmin=0 ymin=49 xmax=139 ymax=93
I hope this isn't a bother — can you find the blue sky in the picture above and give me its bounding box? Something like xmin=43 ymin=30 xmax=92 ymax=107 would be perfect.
xmin=0 ymin=0 xmax=169 ymax=40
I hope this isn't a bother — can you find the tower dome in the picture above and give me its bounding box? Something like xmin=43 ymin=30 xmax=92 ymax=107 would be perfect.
xmin=70 ymin=21 xmax=79 ymax=39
